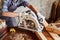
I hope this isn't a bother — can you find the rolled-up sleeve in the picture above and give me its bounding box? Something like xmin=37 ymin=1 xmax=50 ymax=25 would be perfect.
xmin=2 ymin=0 xmax=9 ymax=12
xmin=21 ymin=0 xmax=29 ymax=7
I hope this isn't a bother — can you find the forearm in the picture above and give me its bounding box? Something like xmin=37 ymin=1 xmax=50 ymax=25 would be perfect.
xmin=2 ymin=12 xmax=18 ymax=17
xmin=27 ymin=4 xmax=38 ymax=14
xmin=27 ymin=4 xmax=45 ymax=23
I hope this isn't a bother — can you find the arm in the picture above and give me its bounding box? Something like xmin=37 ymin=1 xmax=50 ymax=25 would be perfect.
xmin=2 ymin=0 xmax=18 ymax=17
xmin=21 ymin=0 xmax=45 ymax=22
xmin=21 ymin=0 xmax=38 ymax=14
xmin=27 ymin=4 xmax=45 ymax=23
xmin=27 ymin=4 xmax=38 ymax=15
xmin=2 ymin=12 xmax=18 ymax=17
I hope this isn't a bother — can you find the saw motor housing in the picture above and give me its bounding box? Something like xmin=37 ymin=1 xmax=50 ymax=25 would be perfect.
xmin=18 ymin=10 xmax=44 ymax=32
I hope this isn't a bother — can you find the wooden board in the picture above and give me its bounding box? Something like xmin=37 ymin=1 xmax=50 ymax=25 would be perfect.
xmin=35 ymin=20 xmax=60 ymax=40
xmin=0 ymin=20 xmax=60 ymax=40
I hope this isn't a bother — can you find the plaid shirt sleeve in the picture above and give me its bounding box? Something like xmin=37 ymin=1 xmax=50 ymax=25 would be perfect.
xmin=21 ymin=0 xmax=29 ymax=7
xmin=2 ymin=0 xmax=9 ymax=12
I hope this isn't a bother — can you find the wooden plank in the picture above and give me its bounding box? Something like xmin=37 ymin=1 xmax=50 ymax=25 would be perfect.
xmin=0 ymin=33 xmax=7 ymax=40
xmin=35 ymin=20 xmax=60 ymax=40
xmin=51 ymin=23 xmax=60 ymax=25
xmin=42 ymin=31 xmax=54 ymax=40
xmin=49 ymin=32 xmax=60 ymax=40
xmin=35 ymin=20 xmax=49 ymax=40
xmin=42 ymin=20 xmax=60 ymax=35
xmin=49 ymin=23 xmax=60 ymax=30
xmin=50 ymin=23 xmax=60 ymax=28
xmin=35 ymin=29 xmax=54 ymax=40
xmin=46 ymin=27 xmax=60 ymax=35
xmin=42 ymin=20 xmax=48 ymax=27
xmin=35 ymin=32 xmax=47 ymax=40
xmin=35 ymin=32 xmax=42 ymax=40
xmin=42 ymin=20 xmax=60 ymax=40
xmin=35 ymin=20 xmax=53 ymax=40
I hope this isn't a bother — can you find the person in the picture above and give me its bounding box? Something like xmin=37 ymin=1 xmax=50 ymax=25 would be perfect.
xmin=2 ymin=0 xmax=45 ymax=26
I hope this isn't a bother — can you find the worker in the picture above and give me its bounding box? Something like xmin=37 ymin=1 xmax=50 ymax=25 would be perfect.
xmin=2 ymin=0 xmax=45 ymax=26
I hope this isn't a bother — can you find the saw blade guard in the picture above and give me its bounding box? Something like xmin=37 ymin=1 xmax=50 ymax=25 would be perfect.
xmin=18 ymin=10 xmax=44 ymax=32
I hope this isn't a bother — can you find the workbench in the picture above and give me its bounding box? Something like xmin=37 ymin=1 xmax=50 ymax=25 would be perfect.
xmin=0 ymin=20 xmax=60 ymax=40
